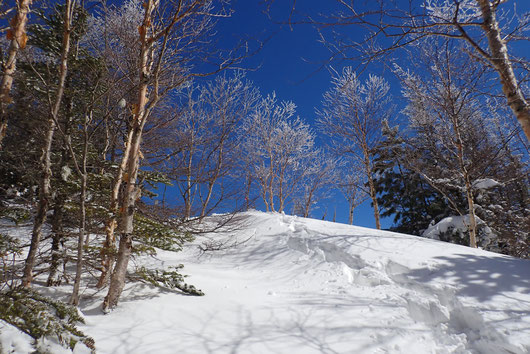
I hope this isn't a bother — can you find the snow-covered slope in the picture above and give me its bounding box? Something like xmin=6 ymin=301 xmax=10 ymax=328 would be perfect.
xmin=4 ymin=211 xmax=530 ymax=353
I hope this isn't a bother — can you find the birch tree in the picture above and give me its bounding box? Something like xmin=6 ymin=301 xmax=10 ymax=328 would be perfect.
xmin=318 ymin=69 xmax=392 ymax=229
xmin=0 ymin=0 xmax=33 ymax=147
xmin=102 ymin=0 xmax=236 ymax=311
xmin=153 ymin=73 xmax=258 ymax=220
xmin=297 ymin=150 xmax=338 ymax=218
xmin=243 ymin=93 xmax=314 ymax=213
xmin=396 ymin=41 xmax=502 ymax=248
xmin=338 ymin=160 xmax=366 ymax=225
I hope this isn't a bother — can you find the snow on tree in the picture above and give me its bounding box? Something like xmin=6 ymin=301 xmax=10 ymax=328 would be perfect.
xmin=318 ymin=68 xmax=393 ymax=229
xmin=396 ymin=39 xmax=529 ymax=253
xmin=309 ymin=0 xmax=530 ymax=142
xmin=243 ymin=93 xmax=315 ymax=213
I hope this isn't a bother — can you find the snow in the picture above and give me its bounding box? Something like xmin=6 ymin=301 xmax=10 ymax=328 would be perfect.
xmin=472 ymin=178 xmax=503 ymax=190
xmin=422 ymin=215 xmax=494 ymax=245
xmin=0 ymin=320 xmax=90 ymax=354
xmin=2 ymin=211 xmax=530 ymax=353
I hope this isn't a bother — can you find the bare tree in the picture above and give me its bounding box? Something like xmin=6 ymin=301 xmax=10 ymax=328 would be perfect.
xmin=318 ymin=68 xmax=392 ymax=229
xmin=243 ymin=93 xmax=315 ymax=213
xmin=312 ymin=0 xmax=530 ymax=141
xmin=196 ymin=74 xmax=259 ymax=218
xmin=84 ymin=0 xmax=147 ymax=289
xmin=298 ymin=150 xmax=338 ymax=218
xmin=0 ymin=0 xmax=32 ymax=147
xmin=102 ymin=0 xmax=239 ymax=311
xmin=152 ymin=73 xmax=258 ymax=220
xmin=396 ymin=40 xmax=502 ymax=248
xmin=338 ymin=160 xmax=366 ymax=225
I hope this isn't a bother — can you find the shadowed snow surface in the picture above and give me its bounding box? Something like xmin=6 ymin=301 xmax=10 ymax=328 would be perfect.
xmin=2 ymin=211 xmax=530 ymax=353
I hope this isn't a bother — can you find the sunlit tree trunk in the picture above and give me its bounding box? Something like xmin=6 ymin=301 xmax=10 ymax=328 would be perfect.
xmin=475 ymin=0 xmax=530 ymax=141
xmin=0 ymin=0 xmax=32 ymax=146
xmin=102 ymin=0 xmax=155 ymax=311
xmin=362 ymin=144 xmax=381 ymax=230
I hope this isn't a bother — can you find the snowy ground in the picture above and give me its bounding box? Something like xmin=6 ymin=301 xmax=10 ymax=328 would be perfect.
xmin=2 ymin=211 xmax=530 ymax=353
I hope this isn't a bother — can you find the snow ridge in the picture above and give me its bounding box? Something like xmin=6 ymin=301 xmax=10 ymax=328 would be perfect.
xmin=281 ymin=213 xmax=528 ymax=354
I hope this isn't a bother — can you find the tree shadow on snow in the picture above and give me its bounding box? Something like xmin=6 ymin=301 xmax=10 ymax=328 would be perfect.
xmin=405 ymin=253 xmax=530 ymax=303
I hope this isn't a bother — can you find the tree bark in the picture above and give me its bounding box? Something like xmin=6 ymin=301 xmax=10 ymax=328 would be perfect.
xmin=348 ymin=201 xmax=354 ymax=225
xmin=22 ymin=0 xmax=74 ymax=286
xmin=102 ymin=0 xmax=154 ymax=311
xmin=453 ymin=119 xmax=478 ymax=248
xmin=475 ymin=0 xmax=530 ymax=141
xmin=70 ymin=118 xmax=89 ymax=305
xmin=97 ymin=125 xmax=134 ymax=289
xmin=47 ymin=189 xmax=66 ymax=286
xmin=0 ymin=0 xmax=32 ymax=147
xmin=363 ymin=146 xmax=381 ymax=229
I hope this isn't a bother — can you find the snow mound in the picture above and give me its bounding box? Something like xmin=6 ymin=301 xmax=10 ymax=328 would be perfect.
xmin=422 ymin=214 xmax=494 ymax=243
xmin=3 ymin=211 xmax=529 ymax=353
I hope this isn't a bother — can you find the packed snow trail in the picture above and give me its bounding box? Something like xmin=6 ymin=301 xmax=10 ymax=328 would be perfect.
xmin=3 ymin=211 xmax=528 ymax=353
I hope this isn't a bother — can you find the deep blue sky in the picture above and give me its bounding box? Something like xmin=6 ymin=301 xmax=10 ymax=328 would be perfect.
xmin=215 ymin=0 xmax=397 ymax=228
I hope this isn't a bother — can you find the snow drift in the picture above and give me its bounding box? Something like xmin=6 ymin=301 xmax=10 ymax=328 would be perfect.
xmin=1 ymin=210 xmax=529 ymax=353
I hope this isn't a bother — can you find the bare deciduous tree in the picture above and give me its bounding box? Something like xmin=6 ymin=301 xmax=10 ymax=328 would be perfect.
xmin=102 ymin=0 xmax=239 ymax=311
xmin=313 ymin=0 xmax=530 ymax=141
xmin=243 ymin=93 xmax=315 ymax=213
xmin=318 ymin=68 xmax=392 ymax=229
xmin=297 ymin=150 xmax=338 ymax=218
xmin=396 ymin=40 xmax=502 ymax=248
xmin=153 ymin=73 xmax=258 ymax=220
xmin=338 ymin=160 xmax=366 ymax=225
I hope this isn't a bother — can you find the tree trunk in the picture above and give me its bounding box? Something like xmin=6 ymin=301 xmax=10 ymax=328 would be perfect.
xmin=70 ymin=122 xmax=89 ymax=305
xmin=464 ymin=175 xmax=478 ymax=248
xmin=476 ymin=0 xmax=530 ymax=141
xmin=47 ymin=193 xmax=66 ymax=286
xmin=102 ymin=231 xmax=133 ymax=311
xmin=185 ymin=146 xmax=193 ymax=219
xmin=278 ymin=171 xmax=284 ymax=212
xmin=200 ymin=146 xmax=223 ymax=218
xmin=367 ymin=174 xmax=381 ymax=229
xmin=70 ymin=174 xmax=86 ymax=305
xmin=245 ymin=173 xmax=251 ymax=210
xmin=363 ymin=147 xmax=381 ymax=229
xmin=22 ymin=116 xmax=56 ymax=287
xmin=97 ymin=126 xmax=134 ymax=289
xmin=452 ymin=108 xmax=478 ymax=248
xmin=0 ymin=0 xmax=32 ymax=147
xmin=22 ymin=0 xmax=74 ymax=287
xmin=102 ymin=0 xmax=154 ymax=311
xmin=268 ymin=154 xmax=275 ymax=212
xmin=348 ymin=201 xmax=354 ymax=225
xmin=103 ymin=124 xmax=143 ymax=311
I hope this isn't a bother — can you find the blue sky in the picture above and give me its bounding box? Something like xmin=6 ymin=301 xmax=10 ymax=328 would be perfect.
xmin=214 ymin=0 xmax=397 ymax=228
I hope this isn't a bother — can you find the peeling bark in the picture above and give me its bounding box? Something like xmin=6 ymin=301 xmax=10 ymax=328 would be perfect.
xmin=103 ymin=0 xmax=155 ymax=311
xmin=0 ymin=0 xmax=32 ymax=147
xmin=475 ymin=1 xmax=530 ymax=141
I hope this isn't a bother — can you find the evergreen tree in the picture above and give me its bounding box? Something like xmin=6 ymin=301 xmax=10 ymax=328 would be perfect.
xmin=373 ymin=122 xmax=450 ymax=235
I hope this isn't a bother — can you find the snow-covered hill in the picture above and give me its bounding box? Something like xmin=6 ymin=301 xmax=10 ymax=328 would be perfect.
xmin=2 ymin=211 xmax=530 ymax=353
